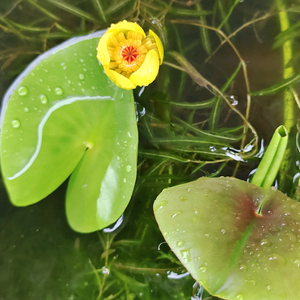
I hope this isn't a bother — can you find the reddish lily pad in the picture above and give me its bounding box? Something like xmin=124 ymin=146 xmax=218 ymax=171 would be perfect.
xmin=154 ymin=177 xmax=300 ymax=300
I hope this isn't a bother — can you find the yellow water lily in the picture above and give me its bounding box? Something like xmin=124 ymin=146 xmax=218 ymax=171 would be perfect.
xmin=97 ymin=20 xmax=164 ymax=90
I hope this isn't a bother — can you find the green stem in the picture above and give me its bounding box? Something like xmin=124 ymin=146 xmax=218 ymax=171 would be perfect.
xmin=275 ymin=0 xmax=295 ymax=132
xmin=251 ymin=125 xmax=288 ymax=189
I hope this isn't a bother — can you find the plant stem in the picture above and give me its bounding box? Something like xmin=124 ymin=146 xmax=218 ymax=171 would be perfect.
xmin=275 ymin=0 xmax=294 ymax=132
xmin=251 ymin=125 xmax=288 ymax=189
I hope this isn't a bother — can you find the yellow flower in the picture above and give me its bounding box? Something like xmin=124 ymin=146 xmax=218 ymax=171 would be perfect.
xmin=97 ymin=20 xmax=164 ymax=90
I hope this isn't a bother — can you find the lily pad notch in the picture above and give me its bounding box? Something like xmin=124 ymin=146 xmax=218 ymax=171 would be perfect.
xmin=0 ymin=30 xmax=138 ymax=233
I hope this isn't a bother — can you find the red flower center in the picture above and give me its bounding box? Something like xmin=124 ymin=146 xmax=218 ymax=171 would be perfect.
xmin=121 ymin=45 xmax=139 ymax=64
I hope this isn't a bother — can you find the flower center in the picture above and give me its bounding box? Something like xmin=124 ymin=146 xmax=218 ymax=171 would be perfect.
xmin=107 ymin=31 xmax=158 ymax=78
xmin=121 ymin=45 xmax=139 ymax=64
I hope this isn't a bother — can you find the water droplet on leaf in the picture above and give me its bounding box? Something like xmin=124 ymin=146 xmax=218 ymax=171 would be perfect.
xmin=199 ymin=266 xmax=207 ymax=273
xmin=239 ymin=265 xmax=247 ymax=272
xmin=171 ymin=210 xmax=182 ymax=218
xmin=287 ymin=232 xmax=297 ymax=242
xmin=126 ymin=165 xmax=132 ymax=172
xmin=39 ymin=94 xmax=48 ymax=104
xmin=11 ymin=119 xmax=20 ymax=128
xmin=203 ymin=188 xmax=210 ymax=195
xmin=54 ymin=87 xmax=64 ymax=95
xmin=269 ymin=253 xmax=286 ymax=265
xmin=260 ymin=239 xmax=272 ymax=247
xmin=176 ymin=241 xmax=185 ymax=247
xmin=294 ymin=259 xmax=300 ymax=267
xmin=180 ymin=248 xmax=192 ymax=262
xmin=154 ymin=200 xmax=168 ymax=211
xmin=18 ymin=86 xmax=28 ymax=96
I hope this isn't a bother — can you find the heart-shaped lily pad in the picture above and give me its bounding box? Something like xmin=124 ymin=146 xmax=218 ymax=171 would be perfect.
xmin=154 ymin=177 xmax=300 ymax=300
xmin=0 ymin=31 xmax=138 ymax=233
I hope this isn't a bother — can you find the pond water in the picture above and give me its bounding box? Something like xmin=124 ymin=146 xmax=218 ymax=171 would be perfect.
xmin=0 ymin=0 xmax=300 ymax=299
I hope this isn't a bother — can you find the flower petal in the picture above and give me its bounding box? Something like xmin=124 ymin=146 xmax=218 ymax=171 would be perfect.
xmin=129 ymin=50 xmax=159 ymax=87
xmin=107 ymin=20 xmax=146 ymax=37
xmin=104 ymin=66 xmax=136 ymax=90
xmin=97 ymin=29 xmax=117 ymax=66
xmin=149 ymin=29 xmax=164 ymax=64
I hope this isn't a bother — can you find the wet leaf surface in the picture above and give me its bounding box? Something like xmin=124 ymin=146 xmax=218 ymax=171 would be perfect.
xmin=154 ymin=177 xmax=300 ymax=300
xmin=0 ymin=32 xmax=138 ymax=233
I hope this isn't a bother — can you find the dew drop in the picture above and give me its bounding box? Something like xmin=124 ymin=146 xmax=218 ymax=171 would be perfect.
xmin=147 ymin=69 xmax=152 ymax=73
xmin=126 ymin=165 xmax=132 ymax=172
xmin=39 ymin=94 xmax=48 ymax=104
xmin=101 ymin=266 xmax=110 ymax=275
xmin=287 ymin=232 xmax=297 ymax=242
xmin=192 ymin=216 xmax=198 ymax=225
xmin=176 ymin=240 xmax=185 ymax=247
xmin=11 ymin=119 xmax=20 ymax=128
xmin=266 ymin=285 xmax=271 ymax=291
xmin=180 ymin=248 xmax=192 ymax=262
xmin=239 ymin=265 xmax=247 ymax=272
xmin=260 ymin=239 xmax=272 ymax=247
xmin=54 ymin=87 xmax=64 ymax=95
xmin=24 ymin=107 xmax=29 ymax=112
xmin=79 ymin=73 xmax=85 ymax=80
xmin=221 ymin=229 xmax=226 ymax=234
xmin=249 ymin=280 xmax=256 ymax=286
xmin=294 ymin=259 xmax=300 ymax=267
xmin=18 ymin=86 xmax=28 ymax=96
xmin=154 ymin=200 xmax=168 ymax=211
xmin=236 ymin=295 xmax=244 ymax=300
xmin=203 ymin=188 xmax=210 ymax=195
xmin=186 ymin=187 xmax=198 ymax=192
xmin=171 ymin=210 xmax=182 ymax=218
xmin=123 ymin=178 xmax=126 ymax=183
xmin=199 ymin=266 xmax=207 ymax=273
xmin=269 ymin=253 xmax=286 ymax=265
xmin=179 ymin=196 xmax=188 ymax=202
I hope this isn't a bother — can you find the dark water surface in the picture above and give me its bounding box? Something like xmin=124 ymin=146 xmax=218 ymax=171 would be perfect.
xmin=0 ymin=0 xmax=300 ymax=299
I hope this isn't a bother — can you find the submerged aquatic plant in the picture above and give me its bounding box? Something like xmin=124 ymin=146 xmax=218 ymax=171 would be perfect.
xmin=97 ymin=20 xmax=164 ymax=90
xmin=1 ymin=0 xmax=300 ymax=299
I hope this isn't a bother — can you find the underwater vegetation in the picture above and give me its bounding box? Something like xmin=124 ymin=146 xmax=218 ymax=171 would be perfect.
xmin=1 ymin=0 xmax=300 ymax=299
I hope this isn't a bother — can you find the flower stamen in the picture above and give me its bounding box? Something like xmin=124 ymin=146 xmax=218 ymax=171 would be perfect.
xmin=121 ymin=45 xmax=139 ymax=64
xmin=107 ymin=30 xmax=159 ymax=76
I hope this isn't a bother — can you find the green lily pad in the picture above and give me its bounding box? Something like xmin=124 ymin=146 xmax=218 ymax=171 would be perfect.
xmin=154 ymin=177 xmax=300 ymax=300
xmin=0 ymin=31 xmax=138 ymax=233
